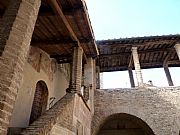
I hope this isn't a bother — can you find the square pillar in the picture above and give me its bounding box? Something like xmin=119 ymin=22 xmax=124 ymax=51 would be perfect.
xmin=96 ymin=66 xmax=100 ymax=89
xmin=164 ymin=65 xmax=174 ymax=86
xmin=174 ymin=43 xmax=180 ymax=60
xmin=0 ymin=0 xmax=41 ymax=134
xmin=128 ymin=67 xmax=135 ymax=88
xmin=69 ymin=47 xmax=83 ymax=94
xmin=84 ymin=58 xmax=95 ymax=113
xmin=131 ymin=47 xmax=144 ymax=87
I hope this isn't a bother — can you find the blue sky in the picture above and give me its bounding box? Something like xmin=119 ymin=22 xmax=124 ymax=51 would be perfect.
xmin=86 ymin=0 xmax=180 ymax=88
xmin=86 ymin=0 xmax=180 ymax=40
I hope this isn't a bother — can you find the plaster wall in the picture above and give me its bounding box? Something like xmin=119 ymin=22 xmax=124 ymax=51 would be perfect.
xmin=9 ymin=47 xmax=70 ymax=127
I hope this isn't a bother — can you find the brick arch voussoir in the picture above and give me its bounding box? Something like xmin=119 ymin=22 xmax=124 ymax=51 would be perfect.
xmin=92 ymin=106 xmax=158 ymax=135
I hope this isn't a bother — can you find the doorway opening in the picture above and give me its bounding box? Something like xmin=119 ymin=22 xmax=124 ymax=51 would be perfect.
xmin=29 ymin=81 xmax=48 ymax=124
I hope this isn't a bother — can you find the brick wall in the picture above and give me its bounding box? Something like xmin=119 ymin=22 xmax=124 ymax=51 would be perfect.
xmin=0 ymin=0 xmax=41 ymax=134
xmin=70 ymin=47 xmax=83 ymax=93
xmin=29 ymin=81 xmax=48 ymax=124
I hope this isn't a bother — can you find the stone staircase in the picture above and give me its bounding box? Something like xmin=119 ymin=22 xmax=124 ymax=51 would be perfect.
xmin=20 ymin=93 xmax=75 ymax=135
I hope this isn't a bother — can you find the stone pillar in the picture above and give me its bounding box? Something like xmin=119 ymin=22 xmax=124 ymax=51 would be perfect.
xmin=84 ymin=58 xmax=95 ymax=113
xmin=164 ymin=65 xmax=174 ymax=86
xmin=96 ymin=66 xmax=100 ymax=89
xmin=69 ymin=47 xmax=83 ymax=94
xmin=174 ymin=43 xmax=180 ymax=60
xmin=131 ymin=47 xmax=144 ymax=87
xmin=128 ymin=68 xmax=135 ymax=88
xmin=0 ymin=0 xmax=41 ymax=134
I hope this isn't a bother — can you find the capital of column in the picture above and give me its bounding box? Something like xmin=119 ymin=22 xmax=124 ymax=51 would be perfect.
xmin=131 ymin=46 xmax=138 ymax=51
xmin=174 ymin=43 xmax=180 ymax=47
xmin=174 ymin=43 xmax=180 ymax=60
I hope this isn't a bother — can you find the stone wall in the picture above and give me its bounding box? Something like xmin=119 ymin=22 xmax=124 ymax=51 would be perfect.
xmin=51 ymin=124 xmax=75 ymax=135
xmin=9 ymin=47 xmax=70 ymax=128
xmin=92 ymin=87 xmax=180 ymax=135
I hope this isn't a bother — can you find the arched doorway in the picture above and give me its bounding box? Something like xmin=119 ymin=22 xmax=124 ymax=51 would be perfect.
xmin=29 ymin=81 xmax=48 ymax=124
xmin=97 ymin=113 xmax=155 ymax=135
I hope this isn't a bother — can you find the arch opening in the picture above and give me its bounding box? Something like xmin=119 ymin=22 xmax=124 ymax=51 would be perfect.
xmin=29 ymin=81 xmax=48 ymax=125
xmin=97 ymin=113 xmax=155 ymax=135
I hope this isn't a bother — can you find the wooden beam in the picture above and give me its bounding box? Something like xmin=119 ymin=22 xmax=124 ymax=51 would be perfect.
xmin=48 ymin=0 xmax=78 ymax=42
xmin=31 ymin=40 xmax=76 ymax=46
xmin=100 ymin=60 xmax=180 ymax=72
xmin=167 ymin=60 xmax=180 ymax=65
xmin=50 ymin=53 xmax=87 ymax=64
xmin=99 ymin=47 xmax=174 ymax=58
xmin=37 ymin=5 xmax=84 ymax=16
xmin=163 ymin=51 xmax=173 ymax=66
xmin=63 ymin=5 xmax=84 ymax=15
xmin=50 ymin=54 xmax=71 ymax=58
xmin=31 ymin=38 xmax=92 ymax=46
xmin=100 ymin=66 xmax=128 ymax=72
xmin=97 ymin=39 xmax=179 ymax=47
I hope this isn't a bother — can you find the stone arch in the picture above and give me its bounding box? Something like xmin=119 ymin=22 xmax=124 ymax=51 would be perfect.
xmin=96 ymin=113 xmax=155 ymax=135
xmin=29 ymin=80 xmax=49 ymax=124
xmin=92 ymin=107 xmax=158 ymax=135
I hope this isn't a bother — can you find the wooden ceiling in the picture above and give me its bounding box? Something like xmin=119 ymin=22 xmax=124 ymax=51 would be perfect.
xmin=97 ymin=35 xmax=180 ymax=72
xmin=0 ymin=0 xmax=98 ymax=63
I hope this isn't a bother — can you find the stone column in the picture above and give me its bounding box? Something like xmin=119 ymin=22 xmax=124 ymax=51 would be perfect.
xmin=128 ymin=67 xmax=135 ymax=88
xmin=84 ymin=58 xmax=95 ymax=113
xmin=164 ymin=65 xmax=174 ymax=86
xmin=96 ymin=66 xmax=100 ymax=89
xmin=131 ymin=47 xmax=144 ymax=87
xmin=0 ymin=0 xmax=41 ymax=134
xmin=69 ymin=47 xmax=83 ymax=94
xmin=174 ymin=43 xmax=180 ymax=60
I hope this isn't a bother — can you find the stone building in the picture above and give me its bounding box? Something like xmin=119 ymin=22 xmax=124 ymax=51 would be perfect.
xmin=0 ymin=0 xmax=180 ymax=135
